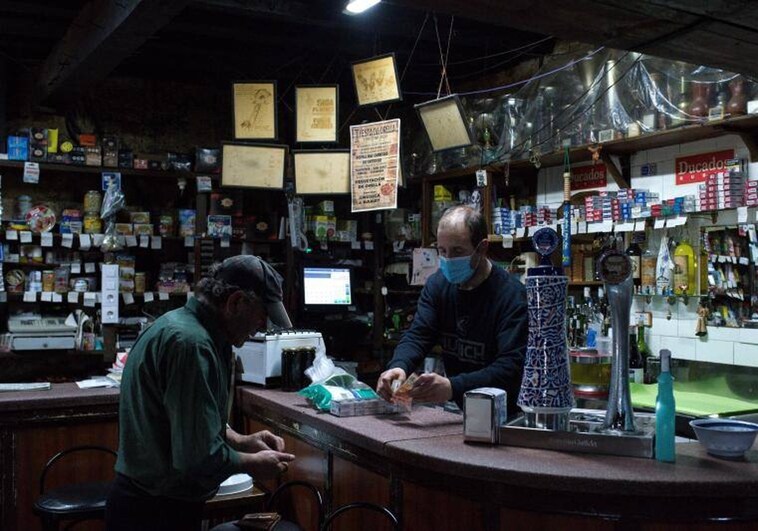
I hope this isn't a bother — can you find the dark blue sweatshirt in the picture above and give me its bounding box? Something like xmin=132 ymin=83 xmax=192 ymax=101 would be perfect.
xmin=389 ymin=265 xmax=528 ymax=414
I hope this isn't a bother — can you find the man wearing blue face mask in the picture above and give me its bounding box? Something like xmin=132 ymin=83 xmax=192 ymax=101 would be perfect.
xmin=376 ymin=205 xmax=528 ymax=415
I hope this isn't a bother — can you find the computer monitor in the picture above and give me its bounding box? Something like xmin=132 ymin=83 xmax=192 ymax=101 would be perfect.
xmin=303 ymin=267 xmax=352 ymax=308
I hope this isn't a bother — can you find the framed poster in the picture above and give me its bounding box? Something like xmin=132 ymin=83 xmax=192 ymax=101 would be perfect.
xmin=221 ymin=143 xmax=287 ymax=189
xmin=415 ymin=94 xmax=474 ymax=152
xmin=293 ymin=150 xmax=350 ymax=194
xmin=232 ymin=81 xmax=278 ymax=140
xmin=349 ymin=119 xmax=400 ymax=212
xmin=295 ymin=85 xmax=339 ymax=143
xmin=351 ymin=53 xmax=402 ymax=107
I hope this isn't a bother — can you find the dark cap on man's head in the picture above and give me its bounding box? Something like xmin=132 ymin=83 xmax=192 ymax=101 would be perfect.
xmin=213 ymin=255 xmax=283 ymax=304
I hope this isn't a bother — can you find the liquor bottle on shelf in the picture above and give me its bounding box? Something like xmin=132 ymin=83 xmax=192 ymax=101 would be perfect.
xmin=671 ymin=76 xmax=690 ymax=127
xmin=641 ymin=235 xmax=657 ymax=296
xmin=629 ymin=325 xmax=644 ymax=384
xmin=673 ymin=233 xmax=696 ymax=296
xmin=626 ymin=233 xmax=642 ymax=291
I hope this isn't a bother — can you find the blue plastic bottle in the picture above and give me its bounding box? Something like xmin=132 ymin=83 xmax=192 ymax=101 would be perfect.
xmin=655 ymin=349 xmax=676 ymax=462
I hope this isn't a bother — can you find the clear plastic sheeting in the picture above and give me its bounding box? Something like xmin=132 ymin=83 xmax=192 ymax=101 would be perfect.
xmin=405 ymin=48 xmax=758 ymax=177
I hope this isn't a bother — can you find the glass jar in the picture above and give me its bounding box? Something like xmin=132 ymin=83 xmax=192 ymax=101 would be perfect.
xmin=83 ymin=213 xmax=102 ymax=234
xmin=83 ymin=190 xmax=102 ymax=214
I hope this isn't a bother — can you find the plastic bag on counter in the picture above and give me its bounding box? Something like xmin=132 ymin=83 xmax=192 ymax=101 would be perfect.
xmin=298 ymin=383 xmax=379 ymax=412
xmin=304 ymin=339 xmax=349 ymax=385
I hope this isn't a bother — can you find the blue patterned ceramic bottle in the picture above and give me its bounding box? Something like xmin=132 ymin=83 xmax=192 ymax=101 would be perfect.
xmin=517 ymin=227 xmax=575 ymax=430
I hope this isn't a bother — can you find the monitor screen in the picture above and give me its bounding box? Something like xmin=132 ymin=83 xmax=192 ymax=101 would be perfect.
xmin=303 ymin=267 xmax=352 ymax=306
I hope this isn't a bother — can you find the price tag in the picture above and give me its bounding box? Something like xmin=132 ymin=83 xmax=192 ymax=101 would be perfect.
xmin=577 ymin=222 xmax=587 ymax=234
xmin=364 ymin=241 xmax=374 ymax=250
xmin=158 ymin=292 xmax=169 ymax=301
xmin=52 ymin=293 xmax=62 ymax=303
xmin=68 ymin=292 xmax=80 ymax=304
xmin=83 ymin=292 xmax=97 ymax=307
xmin=6 ymin=230 xmax=18 ymax=241
xmin=220 ymin=237 xmax=230 ymax=248
xmin=719 ymin=256 xmax=728 ymax=263
xmin=144 ymin=292 xmax=154 ymax=302
xmin=62 ymin=233 xmax=74 ymax=248
xmin=654 ymin=218 xmax=665 ymax=230
xmin=79 ymin=234 xmax=92 ymax=250
xmin=41 ymin=232 xmax=53 ymax=247
xmin=184 ymin=236 xmax=194 ymax=248
xmin=738 ymin=206 xmax=749 ymax=224
xmin=71 ymin=263 xmax=82 ymax=274
xmin=475 ymin=169 xmax=488 ymax=186
xmin=634 ymin=220 xmax=646 ymax=232
xmin=502 ymin=234 xmax=514 ymax=248
xmin=139 ymin=235 xmax=150 ymax=248
xmin=123 ymin=293 xmax=135 ymax=305
xmin=85 ymin=262 xmax=96 ymax=273
xmin=23 ymin=291 xmax=37 ymax=302
xmin=739 ymin=257 xmax=750 ymax=265
xmin=351 ymin=241 xmax=361 ymax=250
xmin=23 ymin=162 xmax=40 ymax=183
xmin=709 ymin=254 xmax=717 ymax=263
xmin=7 ymin=253 xmax=19 ymax=263
xmin=20 ymin=231 xmax=32 ymax=243
xmin=92 ymin=234 xmax=104 ymax=247
xmin=41 ymin=292 xmax=53 ymax=302
xmin=125 ymin=235 xmax=138 ymax=247
xmin=515 ymin=228 xmax=526 ymax=238
xmin=151 ymin=236 xmax=162 ymax=250
xmin=527 ymin=226 xmax=538 ymax=237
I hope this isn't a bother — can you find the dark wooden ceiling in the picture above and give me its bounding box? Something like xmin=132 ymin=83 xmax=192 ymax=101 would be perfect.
xmin=2 ymin=0 xmax=757 ymax=109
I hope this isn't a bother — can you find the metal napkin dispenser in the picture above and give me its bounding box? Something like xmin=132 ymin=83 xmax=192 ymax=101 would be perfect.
xmin=235 ymin=329 xmax=322 ymax=386
xmin=464 ymin=388 xmax=507 ymax=444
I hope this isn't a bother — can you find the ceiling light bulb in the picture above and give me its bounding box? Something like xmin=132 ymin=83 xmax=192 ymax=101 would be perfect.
xmin=345 ymin=0 xmax=381 ymax=14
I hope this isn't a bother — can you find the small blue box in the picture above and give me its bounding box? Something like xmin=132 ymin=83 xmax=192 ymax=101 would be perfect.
xmin=7 ymin=136 xmax=29 ymax=161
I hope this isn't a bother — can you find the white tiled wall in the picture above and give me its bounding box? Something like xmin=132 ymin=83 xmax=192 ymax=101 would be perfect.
xmin=537 ymin=134 xmax=758 ymax=368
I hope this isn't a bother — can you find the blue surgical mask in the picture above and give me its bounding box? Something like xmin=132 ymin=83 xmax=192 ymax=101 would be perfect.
xmin=439 ymin=253 xmax=477 ymax=284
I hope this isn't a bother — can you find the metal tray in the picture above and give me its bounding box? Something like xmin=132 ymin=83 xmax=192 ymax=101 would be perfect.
xmin=499 ymin=409 xmax=656 ymax=459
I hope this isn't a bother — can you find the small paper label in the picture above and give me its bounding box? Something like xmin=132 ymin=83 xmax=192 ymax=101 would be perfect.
xmin=143 ymin=292 xmax=154 ymax=302
xmin=151 ymin=236 xmax=162 ymax=250
xmin=125 ymin=235 xmax=138 ymax=247
xmin=364 ymin=241 xmax=374 ymax=250
xmin=220 ymin=237 xmax=230 ymax=248
xmin=52 ymin=293 xmax=62 ymax=303
xmin=351 ymin=241 xmax=361 ymax=250
xmin=71 ymin=263 xmax=82 ymax=274
xmin=739 ymin=257 xmax=750 ymax=265
xmin=577 ymin=222 xmax=587 ymax=235
xmin=502 ymin=234 xmax=514 ymax=248
xmin=62 ymin=233 xmax=74 ymax=248
xmin=85 ymin=262 xmax=96 ymax=273
xmin=83 ymin=292 xmax=97 ymax=307
xmin=738 ymin=206 xmax=749 ymax=223
xmin=92 ymin=234 xmax=104 ymax=247
xmin=79 ymin=234 xmax=92 ymax=250
xmin=23 ymin=162 xmax=40 ymax=183
xmin=140 ymin=235 xmax=150 ymax=248
xmin=41 ymin=292 xmax=53 ymax=302
xmin=196 ymin=176 xmax=213 ymax=192
xmin=515 ymin=228 xmax=526 ymax=238
xmin=6 ymin=230 xmax=18 ymax=241
xmin=20 ymin=231 xmax=32 ymax=243
xmin=187 ymin=292 xmax=195 ymax=301
xmin=102 ymin=172 xmax=121 ymax=191
xmin=41 ymin=232 xmax=53 ymax=247
xmin=184 ymin=236 xmax=194 ymax=248
xmin=68 ymin=292 xmax=80 ymax=303
xmin=654 ymin=218 xmax=665 ymax=229
xmin=23 ymin=291 xmax=37 ymax=302
xmin=123 ymin=293 xmax=135 ymax=305
xmin=475 ymin=169 xmax=488 ymax=187
xmin=634 ymin=220 xmax=646 ymax=232
xmin=158 ymin=292 xmax=169 ymax=301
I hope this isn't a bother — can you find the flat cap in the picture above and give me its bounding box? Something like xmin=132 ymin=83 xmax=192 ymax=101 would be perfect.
xmin=213 ymin=255 xmax=283 ymax=304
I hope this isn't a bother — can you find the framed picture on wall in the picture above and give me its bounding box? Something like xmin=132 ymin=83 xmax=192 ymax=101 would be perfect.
xmin=231 ymin=81 xmax=278 ymax=140
xmin=415 ymin=94 xmax=474 ymax=152
xmin=351 ymin=53 xmax=402 ymax=107
xmin=221 ymin=142 xmax=287 ymax=189
xmin=293 ymin=150 xmax=350 ymax=194
xmin=295 ymin=85 xmax=339 ymax=143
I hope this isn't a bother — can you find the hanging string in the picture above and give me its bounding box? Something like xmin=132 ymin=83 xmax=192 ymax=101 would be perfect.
xmin=416 ymin=36 xmax=554 ymax=67
xmin=382 ymin=12 xmax=430 ymax=121
xmin=434 ymin=14 xmax=454 ymax=99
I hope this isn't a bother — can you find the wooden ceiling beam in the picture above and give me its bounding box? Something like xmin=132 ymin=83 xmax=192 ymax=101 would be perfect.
xmin=391 ymin=0 xmax=758 ymax=77
xmin=35 ymin=0 xmax=191 ymax=107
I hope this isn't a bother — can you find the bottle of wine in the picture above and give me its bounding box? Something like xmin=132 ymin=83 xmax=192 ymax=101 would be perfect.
xmin=673 ymin=234 xmax=696 ymax=296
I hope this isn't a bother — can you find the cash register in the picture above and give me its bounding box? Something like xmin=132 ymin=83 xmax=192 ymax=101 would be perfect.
xmin=6 ymin=312 xmax=77 ymax=350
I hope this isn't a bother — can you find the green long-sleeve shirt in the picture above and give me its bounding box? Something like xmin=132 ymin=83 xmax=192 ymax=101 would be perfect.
xmin=115 ymin=297 xmax=241 ymax=501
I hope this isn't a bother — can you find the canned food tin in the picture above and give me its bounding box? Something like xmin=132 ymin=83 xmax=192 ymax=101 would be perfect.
xmin=134 ymin=272 xmax=146 ymax=294
xmin=83 ymin=190 xmax=102 ymax=213
xmin=73 ymin=279 xmax=89 ymax=292
xmin=54 ymin=267 xmax=69 ymax=294
xmin=42 ymin=270 xmax=55 ymax=292
xmin=83 ymin=213 xmax=102 ymax=234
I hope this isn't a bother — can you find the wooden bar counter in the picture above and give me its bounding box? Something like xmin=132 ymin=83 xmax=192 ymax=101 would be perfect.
xmin=0 ymin=383 xmax=119 ymax=531
xmin=237 ymin=386 xmax=758 ymax=531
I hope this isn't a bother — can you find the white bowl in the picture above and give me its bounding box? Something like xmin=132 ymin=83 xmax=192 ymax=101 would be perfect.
xmin=689 ymin=418 xmax=758 ymax=459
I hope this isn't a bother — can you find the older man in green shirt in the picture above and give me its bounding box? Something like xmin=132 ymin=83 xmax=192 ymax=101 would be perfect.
xmin=106 ymin=255 xmax=295 ymax=531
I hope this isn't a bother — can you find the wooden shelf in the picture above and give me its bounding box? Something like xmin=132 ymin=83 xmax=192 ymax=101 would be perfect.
xmin=0 ymin=159 xmax=221 ymax=181
xmin=568 ymin=281 xmax=604 ymax=286
xmin=413 ymin=114 xmax=758 ymax=183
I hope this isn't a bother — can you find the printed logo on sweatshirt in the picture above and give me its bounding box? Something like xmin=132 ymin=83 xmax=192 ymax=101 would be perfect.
xmin=441 ymin=333 xmax=485 ymax=363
